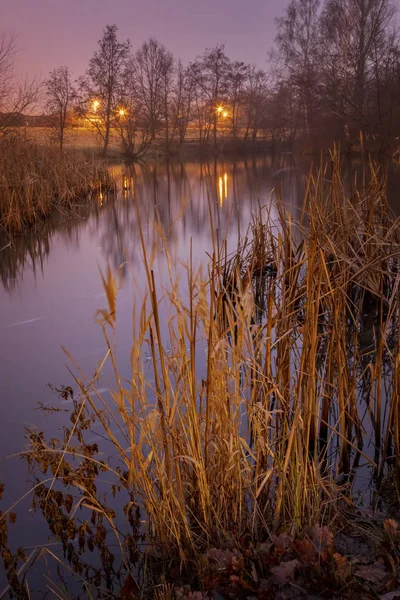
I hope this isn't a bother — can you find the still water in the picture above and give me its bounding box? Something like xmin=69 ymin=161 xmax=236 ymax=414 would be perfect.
xmin=0 ymin=154 xmax=399 ymax=568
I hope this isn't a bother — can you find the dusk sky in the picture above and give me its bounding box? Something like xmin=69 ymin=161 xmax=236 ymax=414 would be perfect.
xmin=3 ymin=0 xmax=285 ymax=80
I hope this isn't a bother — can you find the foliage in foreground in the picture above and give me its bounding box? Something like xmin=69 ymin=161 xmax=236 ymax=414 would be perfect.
xmin=0 ymin=136 xmax=115 ymax=235
xmin=2 ymin=154 xmax=400 ymax=597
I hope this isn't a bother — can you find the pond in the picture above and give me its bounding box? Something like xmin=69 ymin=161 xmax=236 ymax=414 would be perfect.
xmin=0 ymin=156 xmax=302 ymax=540
xmin=0 ymin=154 xmax=399 ymax=593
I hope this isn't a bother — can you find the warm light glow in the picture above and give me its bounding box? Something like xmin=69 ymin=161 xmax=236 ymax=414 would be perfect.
xmin=118 ymin=108 xmax=126 ymax=117
xmin=123 ymin=176 xmax=129 ymax=198
xmin=122 ymin=174 xmax=135 ymax=198
xmin=92 ymin=100 xmax=100 ymax=112
xmin=222 ymin=111 xmax=228 ymax=118
xmin=218 ymin=172 xmax=228 ymax=206
xmin=216 ymin=105 xmax=224 ymax=114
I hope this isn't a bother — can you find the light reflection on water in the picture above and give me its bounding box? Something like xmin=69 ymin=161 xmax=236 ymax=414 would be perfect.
xmin=0 ymin=157 xmax=302 ymax=465
xmin=0 ymin=154 xmax=399 ymax=560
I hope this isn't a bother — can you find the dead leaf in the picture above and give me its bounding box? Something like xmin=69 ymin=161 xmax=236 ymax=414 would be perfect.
xmin=229 ymin=574 xmax=253 ymax=590
xmin=355 ymin=563 xmax=388 ymax=585
xmin=379 ymin=591 xmax=400 ymax=600
xmin=333 ymin=552 xmax=352 ymax=580
xmin=63 ymin=494 xmax=73 ymax=513
xmin=271 ymin=559 xmax=300 ymax=586
xmin=384 ymin=519 xmax=399 ymax=538
xmin=258 ymin=542 xmax=272 ymax=554
xmin=307 ymin=525 xmax=334 ymax=555
xmin=119 ymin=574 xmax=139 ymax=599
xmin=231 ymin=553 xmax=244 ymax=572
xmin=271 ymin=532 xmax=293 ymax=551
xmin=293 ymin=538 xmax=315 ymax=563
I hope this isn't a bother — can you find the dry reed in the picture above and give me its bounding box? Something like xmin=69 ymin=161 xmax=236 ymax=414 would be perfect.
xmin=0 ymin=136 xmax=115 ymax=235
xmin=11 ymin=151 xmax=400 ymax=595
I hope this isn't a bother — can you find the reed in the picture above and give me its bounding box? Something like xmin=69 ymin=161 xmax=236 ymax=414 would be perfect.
xmin=0 ymin=136 xmax=115 ymax=235
xmin=13 ymin=152 xmax=400 ymax=596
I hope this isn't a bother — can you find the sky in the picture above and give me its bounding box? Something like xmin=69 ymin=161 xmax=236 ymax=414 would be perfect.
xmin=2 ymin=0 xmax=285 ymax=81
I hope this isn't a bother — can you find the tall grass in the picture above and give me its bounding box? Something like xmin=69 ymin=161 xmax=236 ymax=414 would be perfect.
xmin=16 ymin=152 xmax=400 ymax=594
xmin=0 ymin=136 xmax=115 ymax=235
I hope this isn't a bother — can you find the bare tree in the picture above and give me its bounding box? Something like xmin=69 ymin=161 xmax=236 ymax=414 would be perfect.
xmin=320 ymin=0 xmax=397 ymax=140
xmin=131 ymin=38 xmax=173 ymax=142
xmin=0 ymin=31 xmax=16 ymax=108
xmin=190 ymin=45 xmax=231 ymax=147
xmin=160 ymin=45 xmax=174 ymax=149
xmin=242 ymin=66 xmax=270 ymax=142
xmin=274 ymin=0 xmax=322 ymax=139
xmin=77 ymin=25 xmax=130 ymax=154
xmin=0 ymin=31 xmax=39 ymax=136
xmin=368 ymin=29 xmax=400 ymax=150
xmin=45 ymin=66 xmax=74 ymax=149
xmin=116 ymin=70 xmax=152 ymax=159
xmin=227 ymin=61 xmax=249 ymax=138
xmin=170 ymin=60 xmax=193 ymax=146
xmin=186 ymin=60 xmax=213 ymax=145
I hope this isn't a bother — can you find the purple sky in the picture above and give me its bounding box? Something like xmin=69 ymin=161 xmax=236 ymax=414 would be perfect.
xmin=3 ymin=0 xmax=285 ymax=81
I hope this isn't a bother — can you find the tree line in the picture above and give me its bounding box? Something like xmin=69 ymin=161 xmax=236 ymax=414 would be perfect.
xmin=2 ymin=0 xmax=400 ymax=156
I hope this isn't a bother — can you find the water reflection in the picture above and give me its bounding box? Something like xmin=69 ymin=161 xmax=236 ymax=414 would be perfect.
xmin=0 ymin=156 xmax=307 ymax=293
xmin=2 ymin=155 xmax=399 ymax=297
xmin=218 ymin=172 xmax=228 ymax=206
xmin=0 ymin=155 xmax=399 ymax=584
xmin=0 ymin=204 xmax=99 ymax=292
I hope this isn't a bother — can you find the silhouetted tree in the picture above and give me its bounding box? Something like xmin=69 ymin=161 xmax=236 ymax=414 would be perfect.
xmin=264 ymin=81 xmax=298 ymax=143
xmin=77 ymin=25 xmax=130 ymax=154
xmin=242 ymin=67 xmax=270 ymax=142
xmin=274 ymin=0 xmax=322 ymax=138
xmin=39 ymin=5 xmax=400 ymax=155
xmin=45 ymin=66 xmax=74 ymax=149
xmin=170 ymin=60 xmax=193 ymax=146
xmin=160 ymin=45 xmax=175 ymax=149
xmin=320 ymin=0 xmax=397 ymax=141
xmin=131 ymin=38 xmax=174 ymax=141
xmin=190 ymin=45 xmax=231 ymax=146
xmin=227 ymin=61 xmax=249 ymax=138
xmin=0 ymin=31 xmax=39 ymax=136
xmin=368 ymin=29 xmax=400 ymax=151
xmin=186 ymin=60 xmax=213 ymax=145
xmin=116 ymin=68 xmax=152 ymax=159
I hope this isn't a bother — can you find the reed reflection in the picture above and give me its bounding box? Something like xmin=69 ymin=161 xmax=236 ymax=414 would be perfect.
xmin=0 ymin=156 xmax=306 ymax=293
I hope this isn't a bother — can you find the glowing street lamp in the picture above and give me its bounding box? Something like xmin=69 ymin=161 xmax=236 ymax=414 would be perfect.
xmin=92 ymin=99 xmax=100 ymax=112
xmin=118 ymin=108 xmax=126 ymax=117
xmin=216 ymin=105 xmax=224 ymax=115
xmin=222 ymin=111 xmax=228 ymax=118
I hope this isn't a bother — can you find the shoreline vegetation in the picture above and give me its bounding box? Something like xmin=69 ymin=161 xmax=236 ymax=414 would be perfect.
xmin=24 ymin=125 xmax=287 ymax=160
xmin=0 ymin=136 xmax=115 ymax=236
xmin=2 ymin=153 xmax=400 ymax=598
xmin=17 ymin=123 xmax=400 ymax=161
xmin=1 ymin=128 xmax=399 ymax=239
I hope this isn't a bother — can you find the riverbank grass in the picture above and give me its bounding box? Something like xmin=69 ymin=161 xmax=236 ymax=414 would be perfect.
xmin=5 ymin=153 xmax=400 ymax=597
xmin=0 ymin=136 xmax=115 ymax=235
